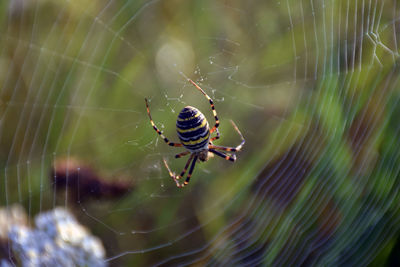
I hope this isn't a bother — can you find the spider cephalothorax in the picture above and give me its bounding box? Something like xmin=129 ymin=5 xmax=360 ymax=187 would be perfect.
xmin=145 ymin=79 xmax=244 ymax=188
xmin=197 ymin=150 xmax=212 ymax=162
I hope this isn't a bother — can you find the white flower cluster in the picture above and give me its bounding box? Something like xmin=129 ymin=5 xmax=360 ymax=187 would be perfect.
xmin=1 ymin=206 xmax=106 ymax=267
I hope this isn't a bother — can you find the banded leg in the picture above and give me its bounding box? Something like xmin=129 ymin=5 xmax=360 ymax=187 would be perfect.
xmin=210 ymin=128 xmax=220 ymax=142
xmin=180 ymin=155 xmax=198 ymax=188
xmin=145 ymin=98 xmax=182 ymax=147
xmin=209 ymin=149 xmax=236 ymax=162
xmin=209 ymin=120 xmax=245 ymax=151
xmin=175 ymin=151 xmax=190 ymax=158
xmin=188 ymin=79 xmax=220 ymax=134
xmin=163 ymin=154 xmax=194 ymax=183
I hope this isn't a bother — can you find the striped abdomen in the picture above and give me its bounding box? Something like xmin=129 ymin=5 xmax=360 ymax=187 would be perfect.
xmin=176 ymin=106 xmax=210 ymax=152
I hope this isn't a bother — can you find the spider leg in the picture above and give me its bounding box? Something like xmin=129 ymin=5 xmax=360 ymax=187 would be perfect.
xmin=145 ymin=98 xmax=182 ymax=147
xmin=179 ymin=155 xmax=198 ymax=188
xmin=188 ymin=79 xmax=220 ymax=134
xmin=175 ymin=151 xmax=190 ymax=158
xmin=209 ymin=120 xmax=245 ymax=151
xmin=209 ymin=144 xmax=243 ymax=152
xmin=210 ymin=128 xmax=220 ymax=142
xmin=209 ymin=149 xmax=236 ymax=162
xmin=163 ymin=154 xmax=194 ymax=184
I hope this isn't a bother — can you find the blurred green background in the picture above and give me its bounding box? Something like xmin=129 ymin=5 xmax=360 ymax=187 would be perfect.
xmin=1 ymin=0 xmax=400 ymax=266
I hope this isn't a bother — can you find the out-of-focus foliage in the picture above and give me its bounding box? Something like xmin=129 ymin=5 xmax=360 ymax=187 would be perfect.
xmin=0 ymin=205 xmax=105 ymax=266
xmin=0 ymin=0 xmax=400 ymax=266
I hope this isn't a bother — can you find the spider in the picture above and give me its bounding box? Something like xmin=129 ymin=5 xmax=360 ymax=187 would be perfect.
xmin=145 ymin=79 xmax=245 ymax=188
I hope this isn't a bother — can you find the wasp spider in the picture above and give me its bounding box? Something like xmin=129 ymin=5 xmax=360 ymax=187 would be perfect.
xmin=145 ymin=79 xmax=245 ymax=188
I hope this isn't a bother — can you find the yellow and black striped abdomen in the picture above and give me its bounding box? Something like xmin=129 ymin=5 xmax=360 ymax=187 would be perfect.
xmin=176 ymin=106 xmax=210 ymax=152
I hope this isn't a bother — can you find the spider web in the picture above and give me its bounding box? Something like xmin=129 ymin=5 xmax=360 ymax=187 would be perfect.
xmin=1 ymin=0 xmax=400 ymax=266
